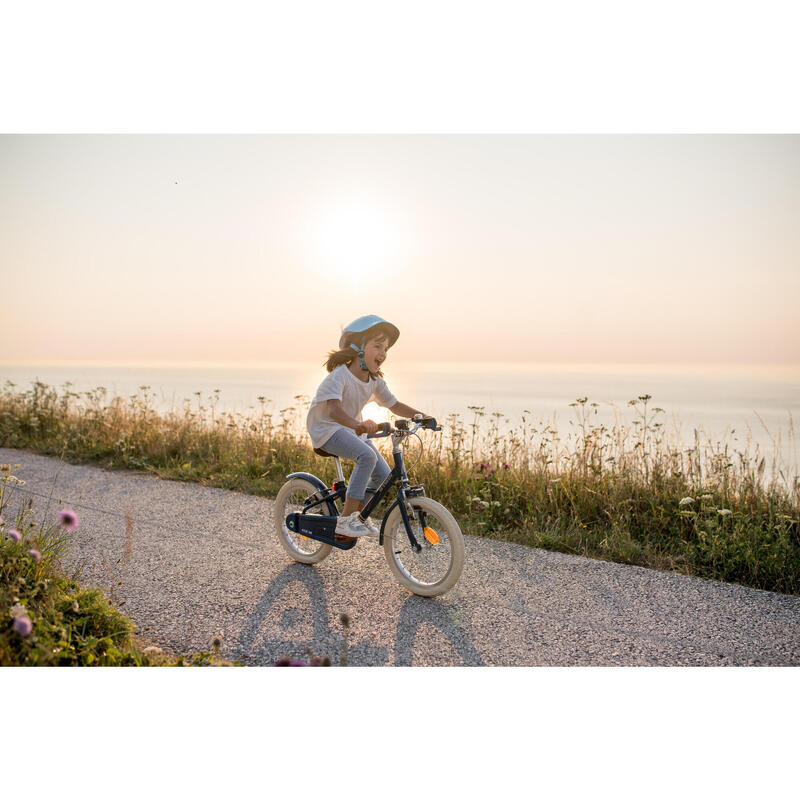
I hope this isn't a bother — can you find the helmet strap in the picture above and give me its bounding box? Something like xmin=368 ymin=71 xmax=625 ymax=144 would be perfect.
xmin=349 ymin=341 xmax=376 ymax=378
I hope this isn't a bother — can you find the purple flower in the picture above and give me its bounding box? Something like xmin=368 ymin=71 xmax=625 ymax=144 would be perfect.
xmin=28 ymin=549 xmax=41 ymax=563
xmin=13 ymin=616 xmax=32 ymax=637
xmin=475 ymin=503 xmax=485 ymax=511
xmin=8 ymin=529 xmax=21 ymax=542
xmin=275 ymin=656 xmax=307 ymax=666
xmin=58 ymin=509 xmax=79 ymax=531
xmin=503 ymin=463 xmax=509 ymax=470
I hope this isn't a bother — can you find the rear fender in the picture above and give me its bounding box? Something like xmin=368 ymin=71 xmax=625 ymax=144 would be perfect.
xmin=286 ymin=471 xmax=327 ymax=492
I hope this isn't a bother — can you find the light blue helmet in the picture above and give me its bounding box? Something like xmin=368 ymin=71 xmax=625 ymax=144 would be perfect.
xmin=339 ymin=315 xmax=400 ymax=375
xmin=338 ymin=315 xmax=400 ymax=351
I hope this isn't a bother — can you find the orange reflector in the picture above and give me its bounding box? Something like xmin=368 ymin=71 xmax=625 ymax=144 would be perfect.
xmin=424 ymin=526 xmax=439 ymax=545
xmin=299 ymin=534 xmax=310 ymax=540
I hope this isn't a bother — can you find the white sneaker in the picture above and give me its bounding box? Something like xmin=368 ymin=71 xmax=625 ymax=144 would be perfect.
xmin=363 ymin=517 xmax=380 ymax=536
xmin=335 ymin=513 xmax=377 ymax=537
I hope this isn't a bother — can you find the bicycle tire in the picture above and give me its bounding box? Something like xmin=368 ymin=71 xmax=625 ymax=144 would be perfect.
xmin=382 ymin=497 xmax=464 ymax=596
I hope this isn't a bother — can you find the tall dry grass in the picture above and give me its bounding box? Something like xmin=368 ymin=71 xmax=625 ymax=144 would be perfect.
xmin=1 ymin=380 xmax=798 ymax=594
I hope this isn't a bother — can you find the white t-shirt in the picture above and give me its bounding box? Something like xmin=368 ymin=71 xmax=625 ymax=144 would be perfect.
xmin=306 ymin=364 xmax=398 ymax=449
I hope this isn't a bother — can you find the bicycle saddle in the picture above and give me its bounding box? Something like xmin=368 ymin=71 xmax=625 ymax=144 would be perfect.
xmin=313 ymin=447 xmax=337 ymax=458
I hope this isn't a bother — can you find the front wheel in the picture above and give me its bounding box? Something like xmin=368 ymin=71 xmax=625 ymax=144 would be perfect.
xmin=382 ymin=497 xmax=465 ymax=596
xmin=273 ymin=477 xmax=334 ymax=564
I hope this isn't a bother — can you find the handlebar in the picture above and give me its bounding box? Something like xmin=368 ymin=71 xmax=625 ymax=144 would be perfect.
xmin=366 ymin=416 xmax=441 ymax=438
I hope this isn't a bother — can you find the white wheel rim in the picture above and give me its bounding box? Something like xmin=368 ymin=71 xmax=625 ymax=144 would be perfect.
xmin=388 ymin=508 xmax=455 ymax=588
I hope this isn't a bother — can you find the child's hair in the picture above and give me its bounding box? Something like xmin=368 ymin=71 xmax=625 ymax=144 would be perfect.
xmin=324 ymin=347 xmax=356 ymax=373
xmin=324 ymin=332 xmax=389 ymax=375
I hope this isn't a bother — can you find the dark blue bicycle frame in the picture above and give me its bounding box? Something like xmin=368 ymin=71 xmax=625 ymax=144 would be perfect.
xmin=289 ymin=437 xmax=425 ymax=552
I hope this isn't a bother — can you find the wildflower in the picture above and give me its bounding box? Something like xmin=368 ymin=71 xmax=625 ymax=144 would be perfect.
xmin=13 ymin=616 xmax=32 ymax=637
xmin=700 ymin=494 xmax=714 ymax=501
xmin=58 ymin=509 xmax=79 ymax=531
xmin=275 ymin=656 xmax=307 ymax=666
xmin=8 ymin=529 xmax=21 ymax=542
xmin=475 ymin=503 xmax=485 ymax=511
xmin=678 ymin=497 xmax=695 ymax=507
xmin=718 ymin=509 xmax=732 ymax=516
xmin=10 ymin=603 xmax=26 ymax=618
xmin=503 ymin=463 xmax=509 ymax=470
xmin=28 ymin=549 xmax=41 ymax=563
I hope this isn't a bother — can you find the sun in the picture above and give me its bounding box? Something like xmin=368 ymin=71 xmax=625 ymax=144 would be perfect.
xmin=306 ymin=200 xmax=398 ymax=285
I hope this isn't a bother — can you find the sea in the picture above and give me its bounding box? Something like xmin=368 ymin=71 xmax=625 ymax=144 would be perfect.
xmin=2 ymin=362 xmax=798 ymax=473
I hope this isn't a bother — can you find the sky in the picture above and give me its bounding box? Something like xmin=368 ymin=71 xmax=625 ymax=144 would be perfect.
xmin=1 ymin=134 xmax=798 ymax=367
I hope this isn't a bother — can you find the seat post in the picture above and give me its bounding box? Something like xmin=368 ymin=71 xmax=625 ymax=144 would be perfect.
xmin=334 ymin=457 xmax=345 ymax=483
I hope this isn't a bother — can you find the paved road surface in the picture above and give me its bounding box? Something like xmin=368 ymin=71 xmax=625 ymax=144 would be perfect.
xmin=3 ymin=448 xmax=798 ymax=666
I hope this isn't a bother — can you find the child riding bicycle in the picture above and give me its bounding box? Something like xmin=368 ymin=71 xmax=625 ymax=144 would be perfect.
xmin=306 ymin=315 xmax=430 ymax=538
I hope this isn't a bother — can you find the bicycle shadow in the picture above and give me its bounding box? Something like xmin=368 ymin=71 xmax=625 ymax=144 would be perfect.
xmin=236 ymin=563 xmax=483 ymax=666
xmin=394 ymin=595 xmax=484 ymax=666
xmin=236 ymin=562 xmax=344 ymax=663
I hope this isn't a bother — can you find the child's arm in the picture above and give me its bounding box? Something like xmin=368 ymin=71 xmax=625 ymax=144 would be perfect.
xmin=389 ymin=401 xmax=428 ymax=420
xmin=326 ymin=399 xmax=378 ymax=435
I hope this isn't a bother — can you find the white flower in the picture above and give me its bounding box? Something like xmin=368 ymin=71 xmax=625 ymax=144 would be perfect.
xmin=700 ymin=494 xmax=713 ymax=500
xmin=679 ymin=497 xmax=695 ymax=507
xmin=9 ymin=603 xmax=26 ymax=619
xmin=718 ymin=509 xmax=732 ymax=516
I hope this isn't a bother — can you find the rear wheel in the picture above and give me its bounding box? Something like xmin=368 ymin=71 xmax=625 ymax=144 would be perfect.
xmin=274 ymin=477 xmax=334 ymax=564
xmin=382 ymin=497 xmax=464 ymax=596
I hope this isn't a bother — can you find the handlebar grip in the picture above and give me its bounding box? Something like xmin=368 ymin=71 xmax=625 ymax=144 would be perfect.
xmin=366 ymin=421 xmax=392 ymax=438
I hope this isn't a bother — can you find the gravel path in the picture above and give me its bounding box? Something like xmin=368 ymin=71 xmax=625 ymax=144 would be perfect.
xmin=3 ymin=447 xmax=799 ymax=666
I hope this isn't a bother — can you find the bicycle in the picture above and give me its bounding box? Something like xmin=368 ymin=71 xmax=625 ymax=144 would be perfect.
xmin=273 ymin=415 xmax=465 ymax=596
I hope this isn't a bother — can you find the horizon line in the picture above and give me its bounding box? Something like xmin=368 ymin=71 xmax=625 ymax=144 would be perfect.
xmin=2 ymin=359 xmax=799 ymax=375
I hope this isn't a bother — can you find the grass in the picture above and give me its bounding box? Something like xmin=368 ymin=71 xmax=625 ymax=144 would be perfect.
xmin=1 ymin=380 xmax=799 ymax=596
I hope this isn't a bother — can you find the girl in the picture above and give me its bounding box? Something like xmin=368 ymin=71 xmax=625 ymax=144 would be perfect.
xmin=306 ymin=315 xmax=429 ymax=538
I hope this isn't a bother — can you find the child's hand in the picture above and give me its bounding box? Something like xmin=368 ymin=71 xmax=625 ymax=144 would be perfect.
xmin=356 ymin=419 xmax=380 ymax=435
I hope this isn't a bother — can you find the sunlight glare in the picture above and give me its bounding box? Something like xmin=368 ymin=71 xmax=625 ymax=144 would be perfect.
xmin=306 ymin=200 xmax=399 ymax=285
xmin=362 ymin=401 xmax=389 ymax=424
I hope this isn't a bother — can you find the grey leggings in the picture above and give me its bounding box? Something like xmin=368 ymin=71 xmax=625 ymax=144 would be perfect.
xmin=322 ymin=427 xmax=392 ymax=501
